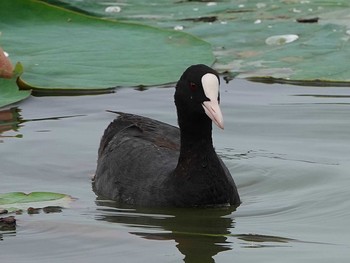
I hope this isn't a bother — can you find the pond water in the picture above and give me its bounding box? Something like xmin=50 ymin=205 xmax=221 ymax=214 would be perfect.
xmin=1 ymin=79 xmax=350 ymax=262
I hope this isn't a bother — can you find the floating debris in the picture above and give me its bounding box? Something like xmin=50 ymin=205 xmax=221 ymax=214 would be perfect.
xmin=265 ymin=34 xmax=299 ymax=45
xmin=43 ymin=206 xmax=63 ymax=214
xmin=0 ymin=209 xmax=8 ymax=215
xmin=174 ymin=25 xmax=184 ymax=31
xmin=181 ymin=16 xmax=217 ymax=23
xmin=27 ymin=207 xmax=41 ymax=214
xmin=206 ymin=2 xmax=217 ymax=7
xmin=297 ymin=17 xmax=319 ymax=23
xmin=105 ymin=6 xmax=121 ymax=13
xmin=292 ymin=8 xmax=301 ymax=13
xmin=27 ymin=206 xmax=63 ymax=214
xmin=0 ymin=216 xmax=16 ymax=231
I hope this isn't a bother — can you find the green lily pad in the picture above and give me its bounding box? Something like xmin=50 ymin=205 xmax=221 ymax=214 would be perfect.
xmin=0 ymin=77 xmax=31 ymax=109
xmin=0 ymin=0 xmax=214 ymax=93
xmin=55 ymin=0 xmax=350 ymax=85
xmin=0 ymin=47 xmax=30 ymax=108
xmin=0 ymin=192 xmax=73 ymax=210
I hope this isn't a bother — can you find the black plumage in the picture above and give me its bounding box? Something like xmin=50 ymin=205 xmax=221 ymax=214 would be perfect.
xmin=93 ymin=64 xmax=240 ymax=207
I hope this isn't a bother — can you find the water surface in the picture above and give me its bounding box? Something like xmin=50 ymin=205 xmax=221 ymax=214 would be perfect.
xmin=1 ymin=79 xmax=349 ymax=262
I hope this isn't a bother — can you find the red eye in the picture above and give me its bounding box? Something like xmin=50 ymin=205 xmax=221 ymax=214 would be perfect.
xmin=189 ymin=82 xmax=196 ymax=91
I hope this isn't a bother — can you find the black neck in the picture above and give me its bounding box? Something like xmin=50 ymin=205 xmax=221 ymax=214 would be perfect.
xmin=177 ymin=111 xmax=215 ymax=161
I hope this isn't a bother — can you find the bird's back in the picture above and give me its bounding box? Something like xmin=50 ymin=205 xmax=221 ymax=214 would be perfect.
xmin=94 ymin=112 xmax=180 ymax=205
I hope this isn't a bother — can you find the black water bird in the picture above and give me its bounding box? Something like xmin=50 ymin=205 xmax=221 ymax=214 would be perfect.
xmin=93 ymin=64 xmax=240 ymax=207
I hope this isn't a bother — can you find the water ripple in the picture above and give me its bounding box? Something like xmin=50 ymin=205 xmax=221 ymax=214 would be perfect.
xmin=218 ymin=148 xmax=339 ymax=166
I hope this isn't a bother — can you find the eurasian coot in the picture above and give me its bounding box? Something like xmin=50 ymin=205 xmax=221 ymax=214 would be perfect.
xmin=93 ymin=64 xmax=240 ymax=207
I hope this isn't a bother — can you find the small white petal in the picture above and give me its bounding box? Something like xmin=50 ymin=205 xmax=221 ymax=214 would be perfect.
xmin=265 ymin=34 xmax=299 ymax=45
xmin=174 ymin=25 xmax=184 ymax=31
xmin=207 ymin=2 xmax=217 ymax=6
xmin=105 ymin=6 xmax=121 ymax=13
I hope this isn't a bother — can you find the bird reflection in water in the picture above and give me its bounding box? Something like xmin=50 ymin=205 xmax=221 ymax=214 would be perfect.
xmin=95 ymin=199 xmax=236 ymax=263
xmin=95 ymin=200 xmax=306 ymax=261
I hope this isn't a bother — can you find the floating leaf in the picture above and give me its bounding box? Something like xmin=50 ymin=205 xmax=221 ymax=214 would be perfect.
xmin=0 ymin=0 xmax=214 ymax=94
xmin=0 ymin=77 xmax=31 ymax=109
xmin=0 ymin=192 xmax=73 ymax=210
xmin=0 ymin=46 xmax=28 ymax=108
xmin=55 ymin=0 xmax=350 ymax=85
xmin=0 ymin=46 xmax=30 ymax=108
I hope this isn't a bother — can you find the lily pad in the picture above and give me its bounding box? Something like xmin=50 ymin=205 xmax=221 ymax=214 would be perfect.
xmin=0 ymin=77 xmax=31 ymax=109
xmin=0 ymin=0 xmax=214 ymax=93
xmin=55 ymin=0 xmax=350 ymax=85
xmin=0 ymin=47 xmax=31 ymax=108
xmin=0 ymin=192 xmax=73 ymax=210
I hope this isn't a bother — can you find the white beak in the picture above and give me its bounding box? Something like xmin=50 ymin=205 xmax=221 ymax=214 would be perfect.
xmin=202 ymin=100 xmax=224 ymax=129
xmin=201 ymin=73 xmax=224 ymax=129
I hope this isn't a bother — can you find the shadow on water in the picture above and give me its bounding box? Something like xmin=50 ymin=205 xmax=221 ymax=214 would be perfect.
xmin=94 ymin=200 xmax=303 ymax=262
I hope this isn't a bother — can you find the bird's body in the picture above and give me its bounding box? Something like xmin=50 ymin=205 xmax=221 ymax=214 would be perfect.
xmin=93 ymin=64 xmax=240 ymax=207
